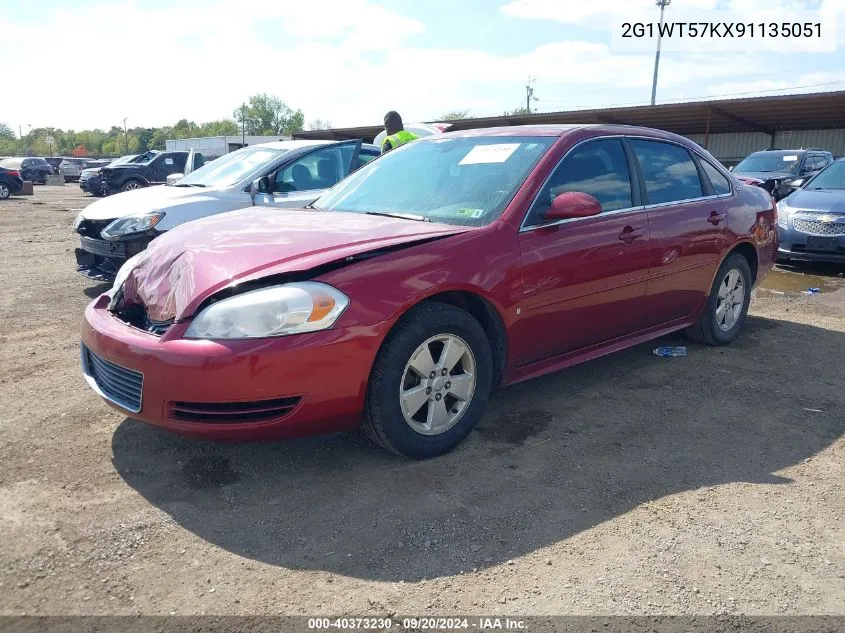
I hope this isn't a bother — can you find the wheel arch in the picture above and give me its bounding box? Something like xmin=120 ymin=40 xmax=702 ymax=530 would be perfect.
xmin=724 ymin=240 xmax=759 ymax=286
xmin=376 ymin=288 xmax=509 ymax=388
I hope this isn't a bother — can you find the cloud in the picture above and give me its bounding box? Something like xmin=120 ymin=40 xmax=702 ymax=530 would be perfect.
xmin=704 ymin=72 xmax=845 ymax=99
xmin=1 ymin=0 xmax=839 ymax=133
xmin=500 ymin=0 xmax=718 ymax=27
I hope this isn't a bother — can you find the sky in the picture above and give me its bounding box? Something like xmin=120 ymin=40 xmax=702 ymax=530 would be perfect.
xmin=3 ymin=0 xmax=844 ymax=133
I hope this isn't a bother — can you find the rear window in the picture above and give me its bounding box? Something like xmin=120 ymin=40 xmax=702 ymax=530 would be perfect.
xmin=629 ymin=139 xmax=703 ymax=205
xmin=699 ymin=160 xmax=732 ymax=195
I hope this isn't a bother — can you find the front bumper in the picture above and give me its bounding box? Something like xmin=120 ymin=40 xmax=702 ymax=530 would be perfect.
xmin=79 ymin=174 xmax=104 ymax=193
xmin=80 ymin=295 xmax=383 ymax=440
xmin=777 ymin=217 xmax=845 ymax=263
xmin=75 ymin=234 xmax=155 ymax=281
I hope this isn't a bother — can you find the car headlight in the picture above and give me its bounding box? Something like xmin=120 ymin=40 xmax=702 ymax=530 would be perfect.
xmin=776 ymin=201 xmax=790 ymax=228
xmin=101 ymin=211 xmax=165 ymax=240
xmin=184 ymin=282 xmax=349 ymax=340
xmin=72 ymin=212 xmax=84 ymax=230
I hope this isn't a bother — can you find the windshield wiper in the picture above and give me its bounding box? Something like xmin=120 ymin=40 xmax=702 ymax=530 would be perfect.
xmin=365 ymin=211 xmax=431 ymax=222
xmin=303 ymin=202 xmax=320 ymax=209
xmin=173 ymin=183 xmax=206 ymax=188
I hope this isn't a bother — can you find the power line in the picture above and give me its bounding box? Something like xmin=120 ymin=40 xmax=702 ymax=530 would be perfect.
xmin=532 ymin=80 xmax=845 ymax=113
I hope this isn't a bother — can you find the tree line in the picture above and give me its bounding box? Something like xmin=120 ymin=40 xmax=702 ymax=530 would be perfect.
xmin=0 ymin=100 xmax=490 ymax=159
xmin=0 ymin=94 xmax=310 ymax=158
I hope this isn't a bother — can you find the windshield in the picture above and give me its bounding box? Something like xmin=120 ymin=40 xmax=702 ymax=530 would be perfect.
xmin=108 ymin=155 xmax=136 ymax=167
xmin=313 ymin=136 xmax=555 ymax=226
xmin=735 ymin=153 xmax=800 ymax=174
xmin=806 ymin=161 xmax=845 ymax=190
xmin=177 ymin=147 xmax=288 ymax=187
xmin=132 ymin=150 xmax=159 ymax=164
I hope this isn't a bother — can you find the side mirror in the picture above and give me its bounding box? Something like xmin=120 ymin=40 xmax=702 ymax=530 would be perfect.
xmin=788 ymin=178 xmax=804 ymax=189
xmin=253 ymin=176 xmax=271 ymax=195
xmin=545 ymin=191 xmax=602 ymax=221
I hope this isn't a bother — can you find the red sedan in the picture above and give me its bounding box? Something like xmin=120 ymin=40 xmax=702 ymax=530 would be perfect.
xmin=81 ymin=125 xmax=777 ymax=458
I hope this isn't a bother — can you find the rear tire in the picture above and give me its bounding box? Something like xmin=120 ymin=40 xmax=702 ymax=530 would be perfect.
xmin=362 ymin=302 xmax=493 ymax=459
xmin=685 ymin=253 xmax=752 ymax=346
xmin=0 ymin=183 xmax=10 ymax=200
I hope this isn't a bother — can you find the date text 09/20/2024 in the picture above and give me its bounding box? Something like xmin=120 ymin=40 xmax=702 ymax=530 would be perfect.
xmin=307 ymin=617 xmax=527 ymax=630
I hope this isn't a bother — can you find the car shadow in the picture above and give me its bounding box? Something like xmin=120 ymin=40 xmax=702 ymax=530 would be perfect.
xmin=111 ymin=316 xmax=844 ymax=582
xmin=83 ymin=282 xmax=111 ymax=299
xmin=776 ymin=260 xmax=845 ymax=277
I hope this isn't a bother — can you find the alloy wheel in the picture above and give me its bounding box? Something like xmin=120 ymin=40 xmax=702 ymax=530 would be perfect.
xmin=399 ymin=334 xmax=477 ymax=435
xmin=715 ymin=268 xmax=745 ymax=331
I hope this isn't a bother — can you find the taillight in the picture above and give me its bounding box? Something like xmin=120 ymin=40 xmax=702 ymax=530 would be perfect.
xmin=9 ymin=170 xmax=20 ymax=178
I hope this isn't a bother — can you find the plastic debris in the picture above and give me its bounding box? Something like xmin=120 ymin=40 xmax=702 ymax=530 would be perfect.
xmin=806 ymin=287 xmax=821 ymax=294
xmin=803 ymin=407 xmax=823 ymax=413
xmin=653 ymin=346 xmax=688 ymax=357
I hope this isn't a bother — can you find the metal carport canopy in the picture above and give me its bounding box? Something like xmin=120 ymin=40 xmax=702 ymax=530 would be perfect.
xmin=292 ymin=90 xmax=845 ymax=142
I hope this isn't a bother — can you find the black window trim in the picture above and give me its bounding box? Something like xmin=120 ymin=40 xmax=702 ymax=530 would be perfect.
xmin=519 ymin=135 xmax=643 ymax=232
xmin=519 ymin=134 xmax=733 ymax=232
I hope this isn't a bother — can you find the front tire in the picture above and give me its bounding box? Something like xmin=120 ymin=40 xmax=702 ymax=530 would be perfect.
xmin=121 ymin=180 xmax=143 ymax=192
xmin=686 ymin=253 xmax=752 ymax=345
xmin=362 ymin=302 xmax=493 ymax=459
xmin=0 ymin=183 xmax=10 ymax=200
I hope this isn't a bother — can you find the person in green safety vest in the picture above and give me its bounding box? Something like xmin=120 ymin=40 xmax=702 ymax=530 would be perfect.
xmin=380 ymin=111 xmax=419 ymax=154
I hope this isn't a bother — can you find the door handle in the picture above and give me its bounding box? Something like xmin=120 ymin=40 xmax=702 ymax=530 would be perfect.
xmin=618 ymin=226 xmax=644 ymax=243
xmin=707 ymin=212 xmax=727 ymax=225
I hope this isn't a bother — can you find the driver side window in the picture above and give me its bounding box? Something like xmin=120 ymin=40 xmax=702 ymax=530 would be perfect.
xmin=274 ymin=146 xmax=350 ymax=193
xmin=525 ymin=138 xmax=633 ymax=226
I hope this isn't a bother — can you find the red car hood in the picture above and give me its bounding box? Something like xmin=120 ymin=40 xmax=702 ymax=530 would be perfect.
xmin=122 ymin=207 xmax=470 ymax=322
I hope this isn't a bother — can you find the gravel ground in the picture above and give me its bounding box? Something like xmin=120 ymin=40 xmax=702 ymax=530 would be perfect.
xmin=0 ymin=187 xmax=843 ymax=617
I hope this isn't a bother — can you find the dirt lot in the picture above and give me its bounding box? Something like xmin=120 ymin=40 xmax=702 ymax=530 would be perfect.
xmin=1 ymin=187 xmax=844 ymax=617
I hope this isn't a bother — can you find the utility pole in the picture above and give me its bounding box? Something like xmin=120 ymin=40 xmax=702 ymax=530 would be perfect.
xmin=525 ymin=76 xmax=538 ymax=114
xmin=19 ymin=123 xmax=31 ymax=154
xmin=241 ymin=103 xmax=246 ymax=147
xmin=650 ymin=0 xmax=671 ymax=106
xmin=123 ymin=117 xmax=128 ymax=153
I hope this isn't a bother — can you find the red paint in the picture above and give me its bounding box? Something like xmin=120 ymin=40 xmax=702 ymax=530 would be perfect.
xmin=547 ymin=191 xmax=602 ymax=220
xmin=81 ymin=125 xmax=776 ymax=441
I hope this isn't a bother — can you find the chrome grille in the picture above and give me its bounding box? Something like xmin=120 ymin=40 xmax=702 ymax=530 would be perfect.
xmin=81 ymin=344 xmax=143 ymax=413
xmin=793 ymin=217 xmax=845 ymax=236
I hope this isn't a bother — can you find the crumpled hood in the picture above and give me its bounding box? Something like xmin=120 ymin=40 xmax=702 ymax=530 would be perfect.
xmin=121 ymin=207 xmax=470 ymax=322
xmin=782 ymin=188 xmax=845 ymax=213
xmin=80 ymin=185 xmax=221 ymax=221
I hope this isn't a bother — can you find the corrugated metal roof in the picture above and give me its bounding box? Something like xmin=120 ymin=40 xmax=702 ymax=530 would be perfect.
xmin=293 ymin=90 xmax=845 ymax=143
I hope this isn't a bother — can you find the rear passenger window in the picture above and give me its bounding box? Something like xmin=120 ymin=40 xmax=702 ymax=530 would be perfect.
xmin=526 ymin=138 xmax=632 ymax=225
xmin=629 ymin=139 xmax=703 ymax=205
xmin=699 ymin=160 xmax=731 ymax=195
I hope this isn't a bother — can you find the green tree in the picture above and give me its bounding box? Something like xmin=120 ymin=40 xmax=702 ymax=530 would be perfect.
xmin=438 ymin=110 xmax=471 ymax=121
xmin=172 ymin=119 xmax=199 ymax=139
xmin=234 ymin=94 xmax=304 ymax=136
xmin=0 ymin=122 xmax=15 ymax=139
xmin=307 ymin=118 xmax=332 ymax=130
xmin=199 ymin=119 xmax=239 ymax=136
xmin=503 ymin=106 xmax=531 ymax=116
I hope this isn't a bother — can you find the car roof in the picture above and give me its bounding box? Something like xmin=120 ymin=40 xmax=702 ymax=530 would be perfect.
xmin=252 ymin=140 xmax=348 ymax=150
xmin=437 ymin=124 xmax=700 ymax=143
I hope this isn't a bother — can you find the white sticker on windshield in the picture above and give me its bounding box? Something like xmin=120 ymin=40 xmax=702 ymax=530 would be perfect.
xmin=165 ymin=158 xmax=174 ymax=165
xmin=459 ymin=143 xmax=520 ymax=165
xmin=783 ymin=155 xmax=798 ymax=161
